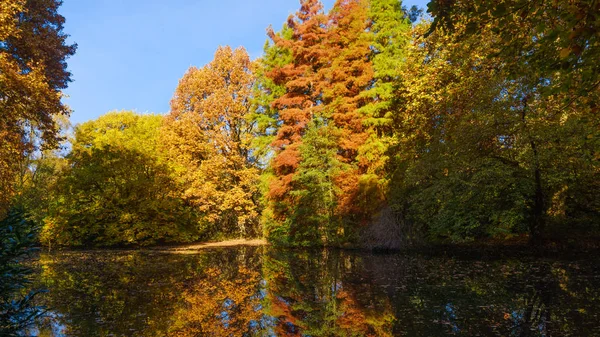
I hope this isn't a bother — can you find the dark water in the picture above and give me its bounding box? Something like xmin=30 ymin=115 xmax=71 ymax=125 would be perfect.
xmin=25 ymin=246 xmax=600 ymax=336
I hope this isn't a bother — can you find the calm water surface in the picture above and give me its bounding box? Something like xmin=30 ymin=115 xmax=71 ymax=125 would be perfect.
xmin=27 ymin=246 xmax=600 ymax=336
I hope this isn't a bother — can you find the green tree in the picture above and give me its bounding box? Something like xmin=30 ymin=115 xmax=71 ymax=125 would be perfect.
xmin=427 ymin=0 xmax=600 ymax=100
xmin=285 ymin=120 xmax=347 ymax=246
xmin=393 ymin=21 xmax=600 ymax=243
xmin=357 ymin=0 xmax=413 ymax=194
xmin=42 ymin=111 xmax=199 ymax=247
xmin=251 ymin=24 xmax=293 ymax=164
xmin=252 ymin=25 xmax=294 ymax=238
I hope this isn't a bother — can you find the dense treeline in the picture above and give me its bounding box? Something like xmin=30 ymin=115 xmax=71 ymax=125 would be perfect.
xmin=1 ymin=0 xmax=599 ymax=248
xmin=0 ymin=0 xmax=75 ymax=332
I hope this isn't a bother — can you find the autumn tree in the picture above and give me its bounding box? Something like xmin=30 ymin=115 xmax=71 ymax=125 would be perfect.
xmin=251 ymin=25 xmax=296 ymax=239
xmin=319 ymin=0 xmax=375 ymax=222
xmin=251 ymin=24 xmax=293 ymax=164
xmin=264 ymin=0 xmax=376 ymax=245
xmin=163 ymin=46 xmax=261 ymax=238
xmin=263 ymin=0 xmax=330 ymax=240
xmin=0 ymin=0 xmax=75 ymax=214
xmin=427 ymin=0 xmax=600 ymax=101
xmin=262 ymin=0 xmax=419 ymax=246
xmin=424 ymin=0 xmax=600 ymax=243
xmin=41 ymin=111 xmax=199 ymax=247
xmin=168 ymin=267 xmax=264 ymax=337
xmin=392 ymin=22 xmax=527 ymax=241
xmin=392 ymin=20 xmax=600 ymax=243
xmin=358 ymin=0 xmax=412 ymax=175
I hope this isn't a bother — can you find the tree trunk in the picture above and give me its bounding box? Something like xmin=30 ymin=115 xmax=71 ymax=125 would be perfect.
xmin=529 ymin=140 xmax=545 ymax=246
xmin=521 ymin=95 xmax=546 ymax=246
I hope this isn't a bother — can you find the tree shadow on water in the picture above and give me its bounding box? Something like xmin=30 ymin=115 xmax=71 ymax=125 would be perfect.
xmin=0 ymin=209 xmax=46 ymax=336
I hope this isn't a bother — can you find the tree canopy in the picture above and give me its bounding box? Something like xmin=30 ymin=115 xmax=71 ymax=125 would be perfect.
xmin=0 ymin=0 xmax=75 ymax=214
xmin=3 ymin=0 xmax=598 ymax=248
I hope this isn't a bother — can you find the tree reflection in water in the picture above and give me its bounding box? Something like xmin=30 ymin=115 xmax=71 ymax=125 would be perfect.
xmin=29 ymin=247 xmax=600 ymax=336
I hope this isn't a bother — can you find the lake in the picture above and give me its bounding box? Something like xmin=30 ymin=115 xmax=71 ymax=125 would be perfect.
xmin=26 ymin=246 xmax=600 ymax=336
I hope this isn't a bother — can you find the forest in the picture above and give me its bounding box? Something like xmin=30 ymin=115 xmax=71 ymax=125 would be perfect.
xmin=1 ymin=0 xmax=599 ymax=249
xmin=1 ymin=0 xmax=600 ymax=335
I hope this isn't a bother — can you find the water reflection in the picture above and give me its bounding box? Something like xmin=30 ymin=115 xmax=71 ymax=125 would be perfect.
xmin=28 ymin=247 xmax=600 ymax=336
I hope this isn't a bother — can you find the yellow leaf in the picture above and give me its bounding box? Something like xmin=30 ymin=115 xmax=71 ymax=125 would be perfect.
xmin=560 ymin=48 xmax=571 ymax=59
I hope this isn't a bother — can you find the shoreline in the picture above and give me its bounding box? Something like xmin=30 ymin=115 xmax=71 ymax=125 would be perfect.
xmin=148 ymin=238 xmax=267 ymax=253
xmin=39 ymin=238 xmax=267 ymax=255
xmin=37 ymin=236 xmax=600 ymax=257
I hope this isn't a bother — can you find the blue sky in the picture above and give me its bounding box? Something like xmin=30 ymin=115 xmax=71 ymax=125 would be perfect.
xmin=60 ymin=0 xmax=429 ymax=125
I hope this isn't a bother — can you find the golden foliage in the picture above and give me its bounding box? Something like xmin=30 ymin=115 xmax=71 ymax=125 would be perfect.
xmin=0 ymin=0 xmax=74 ymax=214
xmin=0 ymin=0 xmax=23 ymax=40
xmin=168 ymin=267 xmax=262 ymax=337
xmin=163 ymin=46 xmax=260 ymax=237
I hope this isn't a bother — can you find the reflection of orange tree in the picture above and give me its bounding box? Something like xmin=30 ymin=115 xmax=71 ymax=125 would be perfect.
xmin=168 ymin=267 xmax=263 ymax=337
xmin=262 ymin=250 xmax=395 ymax=336
xmin=336 ymin=289 xmax=395 ymax=337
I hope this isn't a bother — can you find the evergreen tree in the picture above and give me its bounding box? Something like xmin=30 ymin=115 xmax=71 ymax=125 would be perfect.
xmin=265 ymin=0 xmax=330 ymax=229
xmin=320 ymin=0 xmax=375 ymax=221
xmin=251 ymin=24 xmax=293 ymax=164
xmin=358 ymin=0 xmax=412 ymax=205
xmin=288 ymin=119 xmax=347 ymax=246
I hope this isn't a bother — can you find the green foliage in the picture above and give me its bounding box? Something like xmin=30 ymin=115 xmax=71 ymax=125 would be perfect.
xmin=427 ymin=0 xmax=600 ymax=100
xmin=390 ymin=21 xmax=600 ymax=243
xmin=360 ymin=0 xmax=411 ymax=133
xmin=0 ymin=209 xmax=45 ymax=336
xmin=289 ymin=120 xmax=348 ymax=246
xmin=405 ymin=158 xmax=531 ymax=242
xmin=251 ymin=24 xmax=293 ymax=165
xmin=41 ymin=111 xmax=201 ymax=247
xmin=253 ymin=26 xmax=295 ymax=242
xmin=7 ymin=0 xmax=598 ymax=249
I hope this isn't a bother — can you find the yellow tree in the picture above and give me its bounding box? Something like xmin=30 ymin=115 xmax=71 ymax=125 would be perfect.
xmin=163 ymin=46 xmax=260 ymax=238
xmin=0 ymin=0 xmax=75 ymax=214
